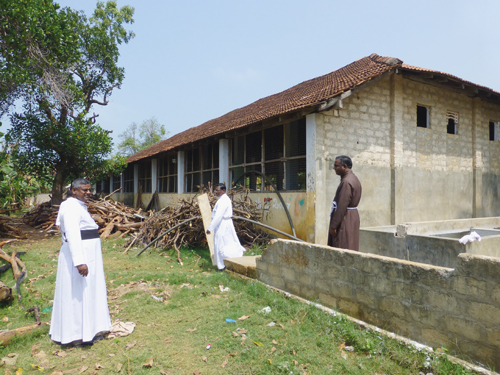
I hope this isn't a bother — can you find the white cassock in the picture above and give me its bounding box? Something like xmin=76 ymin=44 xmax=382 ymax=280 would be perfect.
xmin=207 ymin=193 xmax=245 ymax=270
xmin=50 ymin=197 xmax=111 ymax=344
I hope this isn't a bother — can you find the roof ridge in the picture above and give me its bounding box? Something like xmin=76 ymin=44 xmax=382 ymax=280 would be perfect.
xmin=368 ymin=53 xmax=403 ymax=67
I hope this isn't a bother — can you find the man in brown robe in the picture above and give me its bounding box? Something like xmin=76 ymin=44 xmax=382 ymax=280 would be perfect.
xmin=328 ymin=155 xmax=362 ymax=251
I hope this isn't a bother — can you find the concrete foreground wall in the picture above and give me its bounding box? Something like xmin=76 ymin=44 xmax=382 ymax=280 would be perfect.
xmin=257 ymin=239 xmax=500 ymax=369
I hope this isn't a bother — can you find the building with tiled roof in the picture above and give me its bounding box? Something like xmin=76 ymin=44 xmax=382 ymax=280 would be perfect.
xmin=102 ymin=53 xmax=500 ymax=244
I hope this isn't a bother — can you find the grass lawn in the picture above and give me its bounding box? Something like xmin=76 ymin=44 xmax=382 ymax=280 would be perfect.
xmin=0 ymin=235 xmax=480 ymax=374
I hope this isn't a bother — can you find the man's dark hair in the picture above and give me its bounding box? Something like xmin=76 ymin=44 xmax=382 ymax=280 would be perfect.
xmin=71 ymin=178 xmax=91 ymax=189
xmin=336 ymin=155 xmax=352 ymax=169
xmin=216 ymin=183 xmax=226 ymax=191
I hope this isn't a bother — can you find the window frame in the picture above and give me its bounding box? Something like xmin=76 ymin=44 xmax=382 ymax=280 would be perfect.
xmin=158 ymin=153 xmax=178 ymax=193
xmin=229 ymin=119 xmax=307 ymax=192
xmin=416 ymin=105 xmax=430 ymax=128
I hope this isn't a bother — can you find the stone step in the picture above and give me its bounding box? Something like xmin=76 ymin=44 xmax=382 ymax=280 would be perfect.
xmin=223 ymin=256 xmax=261 ymax=278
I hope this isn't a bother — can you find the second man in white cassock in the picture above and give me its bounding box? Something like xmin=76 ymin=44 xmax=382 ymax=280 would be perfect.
xmin=206 ymin=183 xmax=245 ymax=271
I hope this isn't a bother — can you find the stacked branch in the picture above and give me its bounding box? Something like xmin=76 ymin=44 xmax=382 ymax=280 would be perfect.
xmin=22 ymin=196 xmax=149 ymax=239
xmin=0 ymin=215 xmax=27 ymax=239
xmin=129 ymin=186 xmax=270 ymax=252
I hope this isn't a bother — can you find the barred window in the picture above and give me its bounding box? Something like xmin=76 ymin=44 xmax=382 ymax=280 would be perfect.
xmin=122 ymin=165 xmax=134 ymax=193
xmin=138 ymin=160 xmax=152 ymax=193
xmin=230 ymin=119 xmax=306 ymax=191
xmin=158 ymin=154 xmax=178 ymax=193
xmin=112 ymin=173 xmax=121 ymax=192
xmin=103 ymin=179 xmax=110 ymax=194
xmin=185 ymin=142 xmax=219 ymax=192
xmin=447 ymin=111 xmax=458 ymax=135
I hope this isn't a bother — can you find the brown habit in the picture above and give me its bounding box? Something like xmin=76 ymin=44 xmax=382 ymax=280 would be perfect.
xmin=328 ymin=170 xmax=362 ymax=251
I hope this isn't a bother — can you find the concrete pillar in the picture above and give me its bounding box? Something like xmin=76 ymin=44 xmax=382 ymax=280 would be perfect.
xmin=177 ymin=151 xmax=185 ymax=194
xmin=472 ymin=97 xmax=482 ymax=217
xmin=219 ymin=139 xmax=229 ymax=186
xmin=390 ymin=73 xmax=405 ymax=224
xmin=151 ymin=158 xmax=157 ymax=193
xmin=133 ymin=164 xmax=139 ymax=194
xmin=307 ymin=113 xmax=325 ymax=244
xmin=110 ymin=174 xmax=113 ymax=193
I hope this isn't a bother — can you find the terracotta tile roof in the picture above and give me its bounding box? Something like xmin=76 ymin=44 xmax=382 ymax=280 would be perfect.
xmin=402 ymin=64 xmax=500 ymax=96
xmin=126 ymin=53 xmax=402 ymax=163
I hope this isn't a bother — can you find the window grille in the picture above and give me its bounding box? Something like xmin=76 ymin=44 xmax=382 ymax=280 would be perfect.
xmin=230 ymin=118 xmax=306 ymax=191
xmin=122 ymin=165 xmax=134 ymax=193
xmin=447 ymin=111 xmax=458 ymax=135
xmin=185 ymin=142 xmax=220 ymax=192
xmin=138 ymin=160 xmax=152 ymax=193
xmin=158 ymin=154 xmax=177 ymax=193
xmin=112 ymin=174 xmax=121 ymax=192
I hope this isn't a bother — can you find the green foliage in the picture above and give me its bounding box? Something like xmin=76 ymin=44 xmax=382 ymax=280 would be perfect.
xmin=90 ymin=154 xmax=128 ymax=183
xmin=0 ymin=0 xmax=80 ymax=115
xmin=0 ymin=137 xmax=43 ymax=211
xmin=2 ymin=1 xmax=135 ymax=203
xmin=118 ymin=117 xmax=167 ymax=156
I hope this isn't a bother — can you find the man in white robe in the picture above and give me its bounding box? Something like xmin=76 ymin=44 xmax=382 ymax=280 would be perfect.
xmin=50 ymin=178 xmax=111 ymax=346
xmin=206 ymin=183 xmax=245 ymax=271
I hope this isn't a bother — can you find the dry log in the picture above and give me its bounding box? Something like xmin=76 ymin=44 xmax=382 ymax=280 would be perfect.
xmin=10 ymin=252 xmax=21 ymax=280
xmin=0 ymin=324 xmax=45 ymax=346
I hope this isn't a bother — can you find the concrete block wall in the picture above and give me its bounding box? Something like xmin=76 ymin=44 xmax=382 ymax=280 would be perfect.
xmin=257 ymin=239 xmax=500 ymax=369
xmin=314 ymin=74 xmax=500 ymax=230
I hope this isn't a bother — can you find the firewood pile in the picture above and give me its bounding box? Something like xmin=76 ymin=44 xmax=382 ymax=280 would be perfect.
xmin=129 ymin=186 xmax=270 ymax=252
xmin=22 ymin=198 xmax=148 ymax=239
xmin=0 ymin=215 xmax=26 ymax=239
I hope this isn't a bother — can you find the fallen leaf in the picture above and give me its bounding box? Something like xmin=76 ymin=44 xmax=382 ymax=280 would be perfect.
xmin=293 ymin=350 xmax=296 ymax=355
xmin=125 ymin=340 xmax=137 ymax=350
xmin=221 ymin=358 xmax=228 ymax=368
xmin=272 ymin=339 xmax=278 ymax=345
xmin=302 ymin=363 xmax=310 ymax=368
xmin=15 ymin=369 xmax=23 ymax=375
xmin=279 ymin=323 xmax=285 ymax=330
xmin=142 ymin=357 xmax=153 ymax=368
xmin=95 ymin=363 xmax=104 ymax=369
xmin=159 ymin=371 xmax=170 ymax=375
xmin=239 ymin=328 xmax=248 ymax=334
xmin=8 ymin=353 xmax=17 ymax=358
xmin=79 ymin=366 xmax=89 ymax=374
xmin=1 ymin=354 xmax=18 ymax=366
xmin=254 ymin=341 xmax=263 ymax=346
xmin=232 ymin=332 xmax=239 ymax=337
xmin=271 ymin=346 xmax=277 ymax=354
xmin=340 ymin=342 xmax=346 ymax=351
xmin=293 ymin=359 xmax=299 ymax=366
xmin=3 ymin=316 xmax=8 ymax=322
xmin=108 ymin=353 xmax=115 ymax=357
xmin=241 ymin=336 xmax=247 ymax=342
xmin=116 ymin=363 xmax=123 ymax=372
xmin=290 ymin=319 xmax=295 ymax=324
xmin=238 ymin=315 xmax=250 ymax=321
xmin=53 ymin=350 xmax=67 ymax=358
xmin=31 ymin=344 xmax=41 ymax=355
xmin=202 ymin=356 xmax=207 ymax=362
xmin=229 ymin=352 xmax=237 ymax=357
xmin=186 ymin=328 xmax=197 ymax=332
xmin=267 ymin=359 xmax=272 ymax=364
xmin=193 ymin=371 xmax=201 ymax=375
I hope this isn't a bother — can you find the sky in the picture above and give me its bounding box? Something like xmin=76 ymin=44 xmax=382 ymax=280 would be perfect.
xmin=7 ymin=0 xmax=500 ymax=152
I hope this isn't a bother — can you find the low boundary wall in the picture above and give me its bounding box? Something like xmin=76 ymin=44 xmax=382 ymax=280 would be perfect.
xmin=256 ymin=239 xmax=500 ymax=369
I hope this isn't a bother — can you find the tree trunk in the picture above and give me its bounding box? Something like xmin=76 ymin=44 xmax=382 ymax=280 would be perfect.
xmin=51 ymin=169 xmax=66 ymax=205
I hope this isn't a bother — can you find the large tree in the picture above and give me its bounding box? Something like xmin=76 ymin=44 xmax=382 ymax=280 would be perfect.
xmin=0 ymin=0 xmax=80 ymax=117
xmin=4 ymin=1 xmax=134 ymax=204
xmin=117 ymin=117 xmax=167 ymax=156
